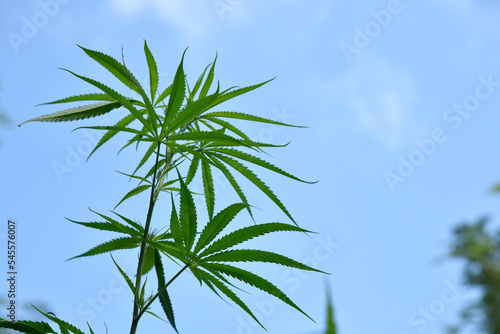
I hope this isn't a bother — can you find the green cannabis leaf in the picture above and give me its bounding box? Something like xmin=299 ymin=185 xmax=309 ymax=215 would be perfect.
xmin=142 ymin=173 xmax=327 ymax=331
xmin=3 ymin=41 xmax=324 ymax=334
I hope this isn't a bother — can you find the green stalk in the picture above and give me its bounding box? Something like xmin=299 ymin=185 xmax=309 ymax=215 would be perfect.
xmin=130 ymin=143 xmax=176 ymax=334
xmin=130 ymin=124 xmax=190 ymax=334
xmin=153 ymin=145 xmax=173 ymax=203
xmin=137 ymin=263 xmax=190 ymax=320
xmin=129 ymin=144 xmax=161 ymax=334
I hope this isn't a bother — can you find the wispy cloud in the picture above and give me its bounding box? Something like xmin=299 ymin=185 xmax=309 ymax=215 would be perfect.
xmin=108 ymin=0 xmax=216 ymax=43
xmin=328 ymin=58 xmax=418 ymax=149
xmin=435 ymin=0 xmax=475 ymax=15
xmin=436 ymin=0 xmax=500 ymax=40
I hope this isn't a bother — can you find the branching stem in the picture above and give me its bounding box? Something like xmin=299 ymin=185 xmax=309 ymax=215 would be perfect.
xmin=137 ymin=263 xmax=190 ymax=320
xmin=129 ymin=144 xmax=161 ymax=334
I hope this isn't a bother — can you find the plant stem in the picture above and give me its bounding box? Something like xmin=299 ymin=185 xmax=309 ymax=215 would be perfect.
xmin=130 ymin=129 xmax=187 ymax=333
xmin=129 ymin=145 xmax=161 ymax=334
xmin=137 ymin=263 xmax=190 ymax=320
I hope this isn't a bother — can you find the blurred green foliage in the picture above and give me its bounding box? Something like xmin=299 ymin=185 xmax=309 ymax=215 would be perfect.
xmin=447 ymin=218 xmax=500 ymax=334
xmin=325 ymin=289 xmax=337 ymax=334
xmin=0 ymin=79 xmax=13 ymax=147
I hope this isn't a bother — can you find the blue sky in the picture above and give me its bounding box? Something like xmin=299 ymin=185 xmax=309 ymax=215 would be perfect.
xmin=1 ymin=0 xmax=500 ymax=333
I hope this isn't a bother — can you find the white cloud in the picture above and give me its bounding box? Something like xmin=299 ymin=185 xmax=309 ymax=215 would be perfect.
xmin=109 ymin=0 xmax=146 ymax=16
xmin=329 ymin=58 xmax=418 ymax=149
xmin=435 ymin=0 xmax=474 ymax=15
xmin=108 ymin=0 xmax=217 ymax=43
xmin=435 ymin=0 xmax=500 ymax=39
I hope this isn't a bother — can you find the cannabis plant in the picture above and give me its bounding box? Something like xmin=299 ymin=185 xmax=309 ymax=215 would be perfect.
xmin=0 ymin=41 xmax=325 ymax=334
